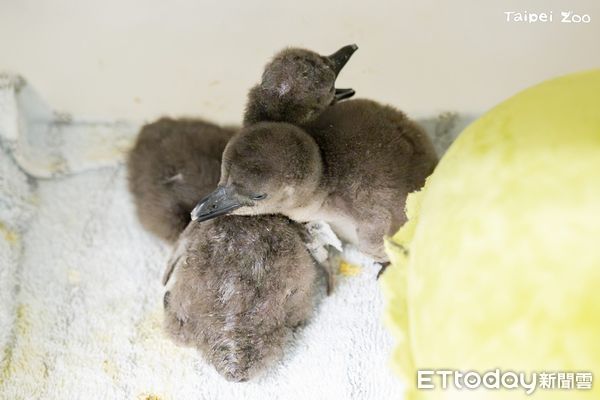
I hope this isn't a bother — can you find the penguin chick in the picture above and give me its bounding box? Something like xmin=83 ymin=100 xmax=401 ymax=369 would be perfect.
xmin=127 ymin=118 xmax=234 ymax=242
xmin=192 ymin=100 xmax=438 ymax=262
xmin=163 ymin=216 xmax=316 ymax=382
xmin=244 ymin=44 xmax=358 ymax=126
xmin=128 ymin=117 xmax=321 ymax=380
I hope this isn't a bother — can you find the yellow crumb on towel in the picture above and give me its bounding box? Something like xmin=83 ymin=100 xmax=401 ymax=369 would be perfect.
xmin=137 ymin=394 xmax=162 ymax=400
xmin=338 ymin=261 xmax=361 ymax=276
xmin=0 ymin=221 xmax=19 ymax=244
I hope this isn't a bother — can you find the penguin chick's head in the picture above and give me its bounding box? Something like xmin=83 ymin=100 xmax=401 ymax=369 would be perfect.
xmin=244 ymin=44 xmax=358 ymax=125
xmin=191 ymin=122 xmax=322 ymax=222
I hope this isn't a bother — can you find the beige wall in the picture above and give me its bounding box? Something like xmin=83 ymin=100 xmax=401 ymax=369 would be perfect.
xmin=1 ymin=0 xmax=599 ymax=124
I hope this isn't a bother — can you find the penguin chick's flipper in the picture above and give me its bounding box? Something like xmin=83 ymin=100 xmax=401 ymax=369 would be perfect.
xmin=162 ymin=224 xmax=193 ymax=285
xmin=322 ymin=247 xmax=341 ymax=295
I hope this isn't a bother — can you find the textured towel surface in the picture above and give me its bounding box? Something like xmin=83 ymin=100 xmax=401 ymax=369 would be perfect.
xmin=0 ymin=76 xmax=468 ymax=399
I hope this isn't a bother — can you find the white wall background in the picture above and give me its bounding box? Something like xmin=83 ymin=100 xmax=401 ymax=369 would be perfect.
xmin=1 ymin=0 xmax=599 ymax=124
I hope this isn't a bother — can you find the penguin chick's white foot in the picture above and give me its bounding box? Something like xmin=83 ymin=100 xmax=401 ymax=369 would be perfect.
xmin=304 ymin=220 xmax=343 ymax=294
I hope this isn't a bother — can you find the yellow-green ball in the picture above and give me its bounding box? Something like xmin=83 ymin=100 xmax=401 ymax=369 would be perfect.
xmin=382 ymin=69 xmax=600 ymax=400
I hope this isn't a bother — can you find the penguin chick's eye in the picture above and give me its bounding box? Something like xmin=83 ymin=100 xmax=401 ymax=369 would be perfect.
xmin=251 ymin=193 xmax=267 ymax=201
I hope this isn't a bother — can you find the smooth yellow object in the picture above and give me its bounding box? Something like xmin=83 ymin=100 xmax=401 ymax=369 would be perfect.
xmin=382 ymin=70 xmax=600 ymax=400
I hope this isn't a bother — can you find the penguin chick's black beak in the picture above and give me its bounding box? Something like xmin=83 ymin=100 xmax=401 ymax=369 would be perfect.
xmin=191 ymin=186 xmax=247 ymax=222
xmin=334 ymin=88 xmax=356 ymax=102
xmin=327 ymin=44 xmax=358 ymax=76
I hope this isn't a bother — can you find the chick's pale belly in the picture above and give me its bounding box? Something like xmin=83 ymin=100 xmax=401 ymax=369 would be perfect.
xmin=317 ymin=207 xmax=359 ymax=245
xmin=285 ymin=204 xmax=359 ymax=245
xmin=327 ymin=216 xmax=359 ymax=245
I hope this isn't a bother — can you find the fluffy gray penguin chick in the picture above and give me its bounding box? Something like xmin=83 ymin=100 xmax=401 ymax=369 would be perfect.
xmin=163 ymin=216 xmax=316 ymax=382
xmin=127 ymin=117 xmax=319 ymax=381
xmin=244 ymin=44 xmax=358 ymax=126
xmin=192 ymin=47 xmax=438 ymax=262
xmin=127 ymin=118 xmax=234 ymax=242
